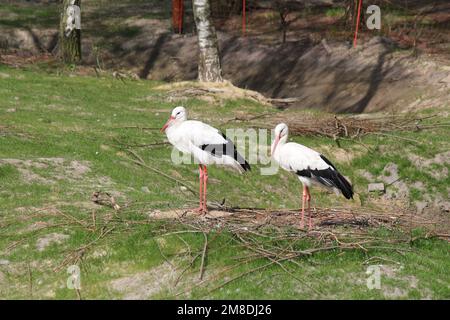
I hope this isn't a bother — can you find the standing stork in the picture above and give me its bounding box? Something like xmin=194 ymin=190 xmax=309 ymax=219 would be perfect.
xmin=271 ymin=123 xmax=353 ymax=229
xmin=161 ymin=106 xmax=251 ymax=213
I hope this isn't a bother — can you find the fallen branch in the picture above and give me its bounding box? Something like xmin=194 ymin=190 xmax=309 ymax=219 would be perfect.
xmin=199 ymin=232 xmax=208 ymax=280
xmin=125 ymin=148 xmax=197 ymax=195
xmin=91 ymin=191 xmax=121 ymax=211
xmin=155 ymin=238 xmax=176 ymax=271
xmin=54 ymin=226 xmax=115 ymax=272
xmin=27 ymin=262 xmax=33 ymax=298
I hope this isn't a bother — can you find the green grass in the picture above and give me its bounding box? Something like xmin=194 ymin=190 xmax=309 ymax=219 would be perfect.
xmin=325 ymin=8 xmax=345 ymax=18
xmin=0 ymin=64 xmax=449 ymax=299
xmin=0 ymin=3 xmax=59 ymax=29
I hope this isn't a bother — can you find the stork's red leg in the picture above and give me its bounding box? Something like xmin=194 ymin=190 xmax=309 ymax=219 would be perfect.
xmin=301 ymin=185 xmax=307 ymax=229
xmin=306 ymin=187 xmax=312 ymax=230
xmin=203 ymin=166 xmax=208 ymax=213
xmin=194 ymin=165 xmax=204 ymax=214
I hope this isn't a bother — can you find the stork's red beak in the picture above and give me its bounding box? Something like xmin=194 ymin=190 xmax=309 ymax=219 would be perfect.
xmin=161 ymin=116 xmax=175 ymax=133
xmin=271 ymin=134 xmax=281 ymax=156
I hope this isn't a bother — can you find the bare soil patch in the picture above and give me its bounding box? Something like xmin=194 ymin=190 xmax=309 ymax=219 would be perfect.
xmin=0 ymin=158 xmax=118 ymax=191
xmin=109 ymin=262 xmax=178 ymax=299
xmin=0 ymin=158 xmax=91 ymax=184
xmin=36 ymin=232 xmax=69 ymax=252
xmin=408 ymin=151 xmax=450 ymax=180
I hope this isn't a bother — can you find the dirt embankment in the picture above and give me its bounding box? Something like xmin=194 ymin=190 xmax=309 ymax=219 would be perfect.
xmin=2 ymin=29 xmax=449 ymax=114
xmin=99 ymin=31 xmax=449 ymax=113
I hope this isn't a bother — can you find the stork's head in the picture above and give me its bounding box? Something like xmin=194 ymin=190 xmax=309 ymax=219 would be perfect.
xmin=271 ymin=123 xmax=288 ymax=155
xmin=161 ymin=106 xmax=187 ymax=132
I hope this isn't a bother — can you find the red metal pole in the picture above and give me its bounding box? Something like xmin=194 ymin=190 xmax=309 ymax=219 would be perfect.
xmin=353 ymin=0 xmax=363 ymax=47
xmin=178 ymin=0 xmax=183 ymax=34
xmin=242 ymin=0 xmax=246 ymax=36
xmin=172 ymin=0 xmax=183 ymax=34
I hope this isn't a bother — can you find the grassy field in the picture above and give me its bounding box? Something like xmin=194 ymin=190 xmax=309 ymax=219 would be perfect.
xmin=0 ymin=64 xmax=449 ymax=299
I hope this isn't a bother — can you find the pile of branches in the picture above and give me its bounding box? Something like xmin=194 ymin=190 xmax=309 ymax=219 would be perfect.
xmin=225 ymin=112 xmax=448 ymax=142
xmin=146 ymin=205 xmax=443 ymax=297
xmin=211 ymin=206 xmax=405 ymax=229
xmin=167 ymin=205 xmax=427 ymax=240
xmin=281 ymin=113 xmax=447 ymax=140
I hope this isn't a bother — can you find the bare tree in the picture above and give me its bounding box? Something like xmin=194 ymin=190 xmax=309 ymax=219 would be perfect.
xmin=276 ymin=1 xmax=290 ymax=43
xmin=275 ymin=0 xmax=305 ymax=44
xmin=59 ymin=0 xmax=81 ymax=63
xmin=192 ymin=0 xmax=223 ymax=82
xmin=344 ymin=0 xmax=365 ymax=33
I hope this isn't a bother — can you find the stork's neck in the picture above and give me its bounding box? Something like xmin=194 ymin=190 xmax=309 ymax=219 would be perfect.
xmin=165 ymin=119 xmax=184 ymax=137
xmin=271 ymin=135 xmax=287 ymax=156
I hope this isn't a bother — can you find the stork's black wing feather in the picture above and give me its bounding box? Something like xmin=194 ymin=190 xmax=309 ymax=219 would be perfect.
xmin=297 ymin=155 xmax=353 ymax=199
xmin=200 ymin=133 xmax=251 ymax=171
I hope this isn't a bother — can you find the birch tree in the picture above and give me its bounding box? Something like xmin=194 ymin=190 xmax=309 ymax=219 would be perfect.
xmin=192 ymin=0 xmax=223 ymax=82
xmin=59 ymin=0 xmax=82 ymax=63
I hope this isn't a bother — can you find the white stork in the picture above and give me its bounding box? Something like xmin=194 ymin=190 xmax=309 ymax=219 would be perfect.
xmin=161 ymin=106 xmax=251 ymax=213
xmin=271 ymin=123 xmax=353 ymax=229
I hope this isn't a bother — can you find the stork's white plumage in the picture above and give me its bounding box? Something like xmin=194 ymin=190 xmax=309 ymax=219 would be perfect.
xmin=271 ymin=123 xmax=353 ymax=229
xmin=161 ymin=106 xmax=250 ymax=213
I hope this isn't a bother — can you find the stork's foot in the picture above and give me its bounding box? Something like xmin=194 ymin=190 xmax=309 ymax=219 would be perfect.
xmin=299 ymin=211 xmax=314 ymax=231
xmin=192 ymin=207 xmax=207 ymax=215
xmin=308 ymin=212 xmax=313 ymax=230
xmin=299 ymin=215 xmax=305 ymax=230
xmin=299 ymin=224 xmax=313 ymax=231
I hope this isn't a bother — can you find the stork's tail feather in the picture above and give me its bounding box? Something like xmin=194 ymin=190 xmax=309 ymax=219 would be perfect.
xmin=236 ymin=152 xmax=251 ymax=172
xmin=335 ymin=172 xmax=353 ymax=199
xmin=297 ymin=167 xmax=353 ymax=200
xmin=220 ymin=132 xmax=251 ymax=172
xmin=318 ymin=155 xmax=353 ymax=199
xmin=241 ymin=159 xmax=251 ymax=172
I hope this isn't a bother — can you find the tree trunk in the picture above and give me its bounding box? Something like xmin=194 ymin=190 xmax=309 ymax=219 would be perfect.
xmin=192 ymin=0 xmax=223 ymax=82
xmin=344 ymin=0 xmax=365 ymax=32
xmin=59 ymin=0 xmax=81 ymax=63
